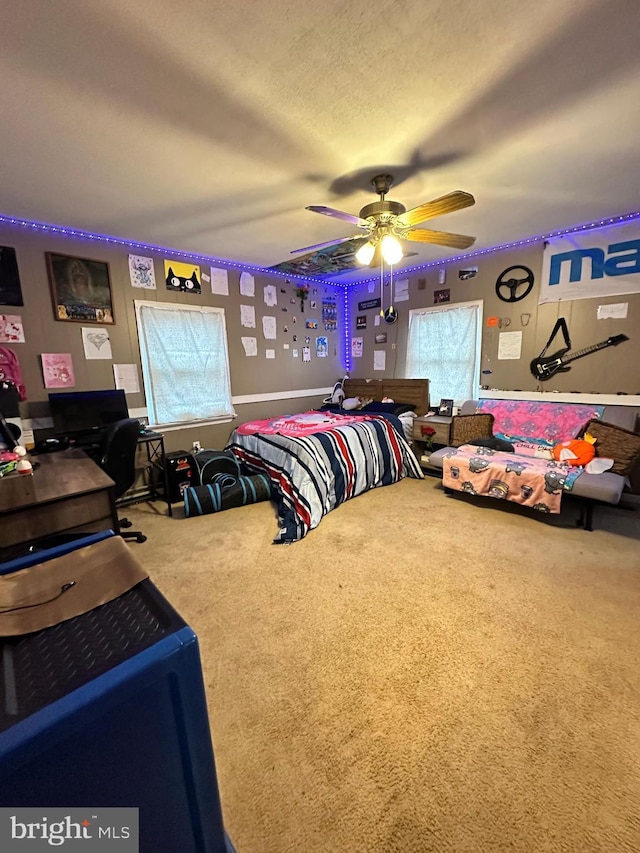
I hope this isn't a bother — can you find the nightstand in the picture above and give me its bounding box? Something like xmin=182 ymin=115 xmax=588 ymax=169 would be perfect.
xmin=413 ymin=415 xmax=453 ymax=467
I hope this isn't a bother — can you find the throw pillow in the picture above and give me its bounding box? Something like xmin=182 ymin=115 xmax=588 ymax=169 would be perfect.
xmin=468 ymin=437 xmax=515 ymax=452
xmin=450 ymin=413 xmax=494 ymax=447
xmin=582 ymin=419 xmax=640 ymax=476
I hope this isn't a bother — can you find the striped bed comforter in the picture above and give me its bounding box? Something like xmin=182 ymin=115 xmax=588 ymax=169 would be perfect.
xmin=225 ymin=410 xmax=423 ymax=543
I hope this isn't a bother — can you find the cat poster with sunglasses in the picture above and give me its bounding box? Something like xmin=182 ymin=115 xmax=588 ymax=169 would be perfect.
xmin=164 ymin=260 xmax=202 ymax=294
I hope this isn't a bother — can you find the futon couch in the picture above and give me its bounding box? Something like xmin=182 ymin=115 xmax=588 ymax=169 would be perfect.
xmin=428 ymin=398 xmax=640 ymax=530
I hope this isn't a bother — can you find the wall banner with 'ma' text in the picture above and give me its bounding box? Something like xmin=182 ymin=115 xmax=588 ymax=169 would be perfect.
xmin=539 ymin=221 xmax=640 ymax=304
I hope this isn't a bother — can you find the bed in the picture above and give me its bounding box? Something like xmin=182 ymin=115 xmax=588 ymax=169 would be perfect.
xmin=225 ymin=378 xmax=427 ymax=543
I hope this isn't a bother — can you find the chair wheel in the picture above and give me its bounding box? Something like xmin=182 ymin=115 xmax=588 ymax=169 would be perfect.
xmin=136 ymin=534 xmax=147 ymax=543
xmin=120 ymin=518 xmax=133 ymax=529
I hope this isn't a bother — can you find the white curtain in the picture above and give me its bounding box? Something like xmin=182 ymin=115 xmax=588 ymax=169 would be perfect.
xmin=137 ymin=303 xmax=234 ymax=427
xmin=406 ymin=303 xmax=481 ymax=404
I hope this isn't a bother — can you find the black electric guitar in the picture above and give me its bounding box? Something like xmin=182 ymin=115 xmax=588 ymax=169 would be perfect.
xmin=530 ymin=334 xmax=629 ymax=381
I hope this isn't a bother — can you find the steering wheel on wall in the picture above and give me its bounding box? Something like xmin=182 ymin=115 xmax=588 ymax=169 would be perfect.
xmin=495 ymin=265 xmax=535 ymax=302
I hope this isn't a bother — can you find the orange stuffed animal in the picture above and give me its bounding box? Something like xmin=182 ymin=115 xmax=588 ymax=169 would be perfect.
xmin=552 ymin=434 xmax=596 ymax=467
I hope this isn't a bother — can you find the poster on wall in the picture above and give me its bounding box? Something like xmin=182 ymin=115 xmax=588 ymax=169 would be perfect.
xmin=0 ymin=315 xmax=24 ymax=343
xmin=262 ymin=316 xmax=277 ymax=339
xmin=458 ymin=266 xmax=478 ymax=280
xmin=113 ymin=363 xmax=140 ymax=393
xmin=358 ymin=297 xmax=381 ymax=311
xmin=263 ymin=284 xmax=277 ymax=307
xmin=164 ymin=260 xmax=201 ymax=294
xmin=41 ymin=353 xmax=75 ymax=388
xmin=497 ymin=331 xmax=522 ymax=360
xmin=210 ymin=267 xmax=229 ymax=295
xmin=0 ymin=246 xmax=23 ymax=306
xmin=394 ymin=279 xmax=409 ymax=302
xmin=241 ymin=337 xmax=257 ymax=356
xmin=322 ymin=299 xmax=337 ymax=330
xmin=81 ymin=326 xmax=112 ymax=360
xmin=540 ymin=222 xmax=640 ymax=303
xmin=351 ymin=337 xmax=363 ymax=358
xmin=128 ymin=254 xmax=157 ymax=289
xmin=316 ymin=336 xmax=328 ymax=357
xmin=240 ymin=272 xmax=255 ymax=297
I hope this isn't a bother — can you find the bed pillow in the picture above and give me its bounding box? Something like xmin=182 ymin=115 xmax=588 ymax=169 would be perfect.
xmin=581 ymin=419 xmax=640 ymax=476
xmin=342 ymin=397 xmax=361 ymax=410
xmin=359 ymin=401 xmax=417 ymax=416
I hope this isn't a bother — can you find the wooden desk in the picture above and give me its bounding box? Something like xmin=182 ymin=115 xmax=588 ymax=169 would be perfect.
xmin=0 ymin=450 xmax=117 ymax=555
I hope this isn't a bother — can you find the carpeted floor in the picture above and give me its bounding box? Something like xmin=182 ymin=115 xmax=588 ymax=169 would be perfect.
xmin=125 ymin=477 xmax=640 ymax=853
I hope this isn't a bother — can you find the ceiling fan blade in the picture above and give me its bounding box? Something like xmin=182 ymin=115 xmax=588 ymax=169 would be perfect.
xmin=395 ymin=191 xmax=475 ymax=227
xmin=306 ymin=205 xmax=368 ymax=226
xmin=405 ymin=229 xmax=476 ymax=250
xmin=291 ymin=235 xmax=358 ymax=254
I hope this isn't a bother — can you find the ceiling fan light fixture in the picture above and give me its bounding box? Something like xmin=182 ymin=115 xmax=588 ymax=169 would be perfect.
xmin=381 ymin=234 xmax=403 ymax=265
xmin=355 ymin=241 xmax=376 ymax=265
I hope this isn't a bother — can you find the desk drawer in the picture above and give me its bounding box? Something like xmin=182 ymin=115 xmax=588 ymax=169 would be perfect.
xmin=0 ymin=491 xmax=114 ymax=549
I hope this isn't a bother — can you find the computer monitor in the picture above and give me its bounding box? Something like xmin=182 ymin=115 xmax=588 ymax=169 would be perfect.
xmin=48 ymin=389 xmax=129 ymax=437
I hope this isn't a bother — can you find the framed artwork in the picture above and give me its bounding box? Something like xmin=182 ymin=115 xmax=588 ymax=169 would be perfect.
xmin=438 ymin=398 xmax=454 ymax=416
xmin=46 ymin=252 xmax=115 ymax=324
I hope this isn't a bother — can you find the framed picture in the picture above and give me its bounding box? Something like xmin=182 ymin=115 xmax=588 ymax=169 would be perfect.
xmin=438 ymin=398 xmax=454 ymax=416
xmin=46 ymin=252 xmax=115 ymax=324
xmin=0 ymin=246 xmax=24 ymax=306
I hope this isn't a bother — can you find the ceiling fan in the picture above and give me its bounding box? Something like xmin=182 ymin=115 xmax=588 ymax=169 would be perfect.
xmin=291 ymin=174 xmax=476 ymax=266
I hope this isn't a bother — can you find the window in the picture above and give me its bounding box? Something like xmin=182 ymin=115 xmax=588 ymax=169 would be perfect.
xmin=406 ymin=300 xmax=483 ymax=404
xmin=135 ymin=300 xmax=235 ymax=428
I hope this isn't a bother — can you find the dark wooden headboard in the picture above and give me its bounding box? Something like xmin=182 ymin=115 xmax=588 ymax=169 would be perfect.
xmin=343 ymin=378 xmax=429 ymax=415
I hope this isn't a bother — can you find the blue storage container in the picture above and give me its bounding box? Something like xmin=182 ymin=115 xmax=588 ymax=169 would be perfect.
xmin=0 ymin=533 xmax=234 ymax=853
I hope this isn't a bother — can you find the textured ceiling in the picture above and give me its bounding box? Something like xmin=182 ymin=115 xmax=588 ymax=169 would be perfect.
xmin=2 ymin=0 xmax=640 ymax=282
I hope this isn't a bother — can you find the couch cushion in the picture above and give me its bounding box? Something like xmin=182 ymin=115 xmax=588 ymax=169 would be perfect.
xmin=569 ymin=470 xmax=626 ymax=504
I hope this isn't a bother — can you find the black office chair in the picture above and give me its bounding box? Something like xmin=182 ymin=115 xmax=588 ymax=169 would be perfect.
xmin=98 ymin=418 xmax=147 ymax=544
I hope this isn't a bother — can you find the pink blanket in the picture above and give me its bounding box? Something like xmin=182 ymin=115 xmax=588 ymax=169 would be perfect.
xmin=442 ymin=445 xmax=571 ymax=513
xmin=236 ymin=410 xmax=372 ymax=437
xmin=477 ymin=399 xmax=603 ymax=445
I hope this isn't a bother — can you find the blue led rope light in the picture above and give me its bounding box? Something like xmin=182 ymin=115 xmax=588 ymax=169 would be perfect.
xmin=344 ymin=210 xmax=640 ymax=287
xmin=342 ymin=286 xmax=351 ymax=372
xmin=0 ymin=213 xmax=328 ymax=286
xmin=2 ymin=209 xmax=639 ymax=290
xmin=4 ymin=208 xmax=640 ymax=374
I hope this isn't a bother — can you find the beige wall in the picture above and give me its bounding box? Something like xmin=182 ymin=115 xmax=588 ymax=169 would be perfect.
xmin=346 ymin=243 xmax=640 ymax=398
xmin=4 ymin=218 xmax=639 ymax=457
xmin=0 ymin=222 xmax=344 ymax=452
